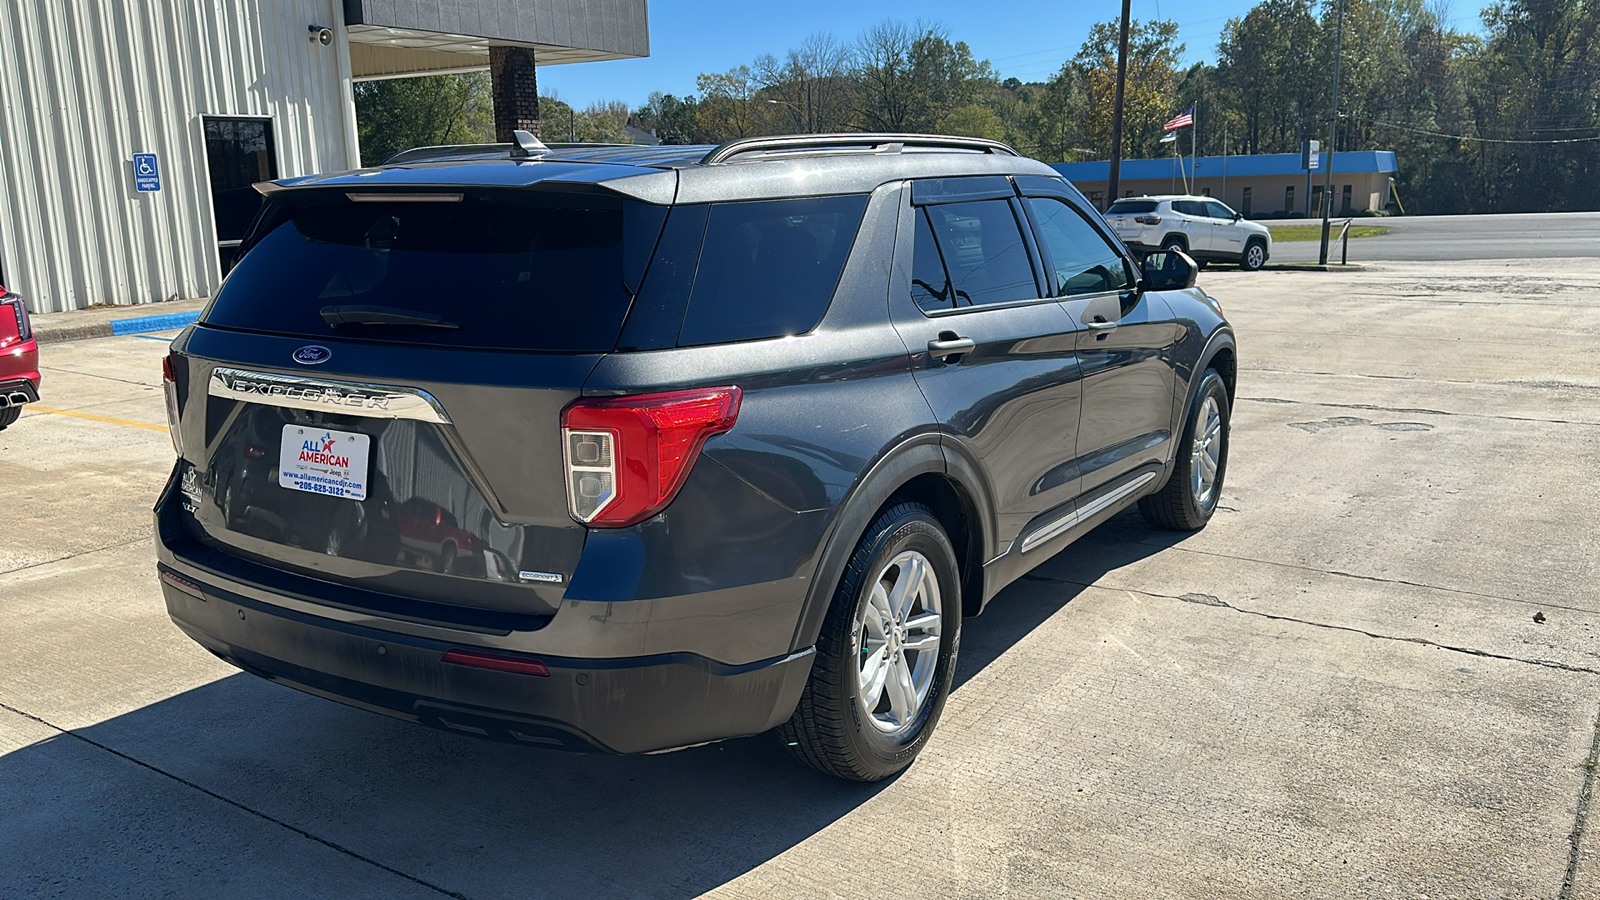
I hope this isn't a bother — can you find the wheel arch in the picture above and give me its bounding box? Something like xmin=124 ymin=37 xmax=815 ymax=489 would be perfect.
xmin=1161 ymin=233 xmax=1189 ymax=250
xmin=884 ymin=471 xmax=986 ymax=619
xmin=1206 ymin=339 xmax=1237 ymax=404
xmin=789 ymin=434 xmax=996 ymax=653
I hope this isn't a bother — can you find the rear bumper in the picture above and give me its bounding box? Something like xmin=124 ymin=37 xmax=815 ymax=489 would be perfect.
xmin=0 ymin=373 xmax=39 ymax=407
xmin=154 ymin=476 xmax=815 ymax=754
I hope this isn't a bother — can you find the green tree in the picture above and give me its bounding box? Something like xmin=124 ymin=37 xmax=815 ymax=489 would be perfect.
xmin=937 ymin=104 xmax=1006 ymax=141
xmin=1071 ymin=20 xmax=1185 ymax=159
xmin=1470 ymin=0 xmax=1600 ymax=211
xmin=634 ymin=92 xmax=705 ymax=144
xmin=353 ymin=72 xmax=493 ymax=165
xmin=1216 ymin=0 xmax=1322 ymax=154
xmin=849 ymin=21 xmax=998 ymax=133
xmin=696 ymin=66 xmax=766 ymax=141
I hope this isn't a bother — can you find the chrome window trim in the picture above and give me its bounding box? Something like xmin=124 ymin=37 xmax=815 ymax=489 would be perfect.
xmin=1019 ymin=470 xmax=1158 ymax=554
xmin=207 ymin=367 xmax=452 ymax=424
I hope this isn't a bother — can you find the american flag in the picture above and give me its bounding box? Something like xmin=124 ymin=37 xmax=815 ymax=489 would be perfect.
xmin=1163 ymin=107 xmax=1194 ymax=131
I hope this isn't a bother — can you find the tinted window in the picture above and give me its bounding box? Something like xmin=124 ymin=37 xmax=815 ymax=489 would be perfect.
xmin=1025 ymin=197 xmax=1132 ymax=297
xmin=912 ymin=199 xmax=1038 ymax=312
xmin=677 ymin=195 xmax=867 ymax=346
xmin=204 ymin=118 xmax=278 ymax=243
xmin=1172 ymin=200 xmax=1207 ymax=217
xmin=1107 ymin=200 xmax=1157 ymax=214
xmin=205 ymin=191 xmax=658 ymax=352
xmin=1204 ymin=200 xmax=1236 ymax=219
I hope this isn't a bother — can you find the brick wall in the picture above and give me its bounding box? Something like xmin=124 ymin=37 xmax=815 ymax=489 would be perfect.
xmin=490 ymin=46 xmax=540 ymax=141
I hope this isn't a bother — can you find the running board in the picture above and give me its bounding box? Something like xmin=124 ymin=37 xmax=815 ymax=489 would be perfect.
xmin=1018 ymin=471 xmax=1158 ymax=554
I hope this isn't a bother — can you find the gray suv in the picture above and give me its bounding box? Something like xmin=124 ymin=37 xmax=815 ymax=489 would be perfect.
xmin=156 ymin=133 xmax=1236 ymax=781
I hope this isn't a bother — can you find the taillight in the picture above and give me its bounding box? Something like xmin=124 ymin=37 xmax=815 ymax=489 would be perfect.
xmin=561 ymin=387 xmax=742 ymax=527
xmin=162 ymin=356 xmax=183 ymax=456
xmin=1135 ymin=215 xmax=1162 ymax=225
xmin=0 ymin=292 xmax=27 ymax=342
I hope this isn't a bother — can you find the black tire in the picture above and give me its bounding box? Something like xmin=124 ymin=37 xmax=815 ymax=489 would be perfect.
xmin=436 ymin=543 xmax=457 ymax=575
xmin=1160 ymin=235 xmax=1187 ymax=253
xmin=1139 ymin=368 xmax=1230 ymax=530
xmin=779 ymin=501 xmax=962 ymax=782
xmin=1240 ymin=239 xmax=1267 ymax=271
xmin=0 ymin=406 xmax=17 ymax=430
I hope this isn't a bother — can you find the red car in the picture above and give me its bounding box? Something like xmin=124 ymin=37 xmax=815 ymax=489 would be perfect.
xmin=0 ymin=286 xmax=38 ymax=430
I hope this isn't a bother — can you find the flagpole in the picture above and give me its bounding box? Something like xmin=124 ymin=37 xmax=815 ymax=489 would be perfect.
xmin=1192 ymin=101 xmax=1198 ymax=195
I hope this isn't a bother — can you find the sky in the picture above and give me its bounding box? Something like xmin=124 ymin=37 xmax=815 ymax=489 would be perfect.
xmin=538 ymin=0 xmax=1488 ymax=110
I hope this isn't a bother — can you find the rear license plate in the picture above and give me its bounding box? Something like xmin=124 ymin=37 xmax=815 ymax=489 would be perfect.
xmin=278 ymin=425 xmax=370 ymax=500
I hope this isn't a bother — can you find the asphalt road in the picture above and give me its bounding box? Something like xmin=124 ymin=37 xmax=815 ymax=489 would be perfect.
xmin=1270 ymin=210 xmax=1600 ymax=262
xmin=3 ymin=254 xmax=1600 ymax=898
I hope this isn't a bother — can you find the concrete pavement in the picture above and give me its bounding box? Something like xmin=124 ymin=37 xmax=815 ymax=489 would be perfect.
xmin=1 ymin=259 xmax=1597 ymax=898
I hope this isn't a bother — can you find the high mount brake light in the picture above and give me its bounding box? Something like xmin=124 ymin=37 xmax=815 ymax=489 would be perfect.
xmin=162 ymin=356 xmax=183 ymax=456
xmin=561 ymin=387 xmax=742 ymax=528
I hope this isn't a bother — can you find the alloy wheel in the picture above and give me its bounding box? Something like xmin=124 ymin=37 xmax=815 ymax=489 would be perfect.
xmin=853 ymin=550 xmax=943 ymax=733
xmin=1190 ymin=395 xmax=1223 ymax=507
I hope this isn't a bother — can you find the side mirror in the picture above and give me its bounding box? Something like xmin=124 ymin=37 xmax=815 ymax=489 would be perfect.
xmin=1232 ymin=212 xmax=1243 ymax=221
xmin=1141 ymin=250 xmax=1198 ymax=291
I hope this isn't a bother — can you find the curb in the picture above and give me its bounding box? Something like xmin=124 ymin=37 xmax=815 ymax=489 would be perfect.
xmin=35 ymin=310 xmax=200 ymax=345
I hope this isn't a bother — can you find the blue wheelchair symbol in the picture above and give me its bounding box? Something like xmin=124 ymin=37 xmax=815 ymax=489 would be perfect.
xmin=133 ymin=153 xmax=161 ymax=192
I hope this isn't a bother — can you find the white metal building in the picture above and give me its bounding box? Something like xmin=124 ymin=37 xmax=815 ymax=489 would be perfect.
xmin=0 ymin=0 xmax=649 ymax=313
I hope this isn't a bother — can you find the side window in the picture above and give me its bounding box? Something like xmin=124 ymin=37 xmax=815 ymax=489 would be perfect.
xmin=911 ymin=199 xmax=1038 ymax=312
xmin=1173 ymin=200 xmax=1205 ymax=217
xmin=1024 ymin=197 xmax=1132 ymax=297
xmin=1204 ymin=200 xmax=1235 ymax=220
xmin=677 ymin=194 xmax=868 ymax=347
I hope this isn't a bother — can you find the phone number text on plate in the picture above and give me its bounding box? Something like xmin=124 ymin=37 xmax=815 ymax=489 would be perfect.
xmin=290 ymin=472 xmax=365 ymax=498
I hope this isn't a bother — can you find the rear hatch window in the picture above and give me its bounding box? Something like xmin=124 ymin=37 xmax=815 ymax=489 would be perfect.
xmin=204 ymin=190 xmax=667 ymax=352
xmin=1107 ymin=200 xmax=1158 ymax=214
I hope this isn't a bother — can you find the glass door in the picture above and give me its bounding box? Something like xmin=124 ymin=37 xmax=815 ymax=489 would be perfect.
xmin=202 ymin=117 xmax=278 ymax=275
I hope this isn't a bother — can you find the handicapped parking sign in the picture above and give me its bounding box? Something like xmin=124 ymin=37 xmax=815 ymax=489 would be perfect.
xmin=133 ymin=153 xmax=160 ymax=192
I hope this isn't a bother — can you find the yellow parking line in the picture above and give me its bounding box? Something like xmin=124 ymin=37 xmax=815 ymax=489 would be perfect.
xmin=27 ymin=405 xmax=168 ymax=433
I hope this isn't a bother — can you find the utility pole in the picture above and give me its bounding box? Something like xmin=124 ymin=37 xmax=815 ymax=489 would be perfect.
xmin=1318 ymin=0 xmax=1346 ymax=264
xmin=1105 ymin=0 xmax=1131 ymax=211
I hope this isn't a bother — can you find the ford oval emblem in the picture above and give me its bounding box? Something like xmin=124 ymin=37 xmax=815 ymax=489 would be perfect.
xmin=292 ymin=345 xmax=332 ymax=366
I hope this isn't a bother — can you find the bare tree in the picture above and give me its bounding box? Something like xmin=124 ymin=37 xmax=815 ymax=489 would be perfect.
xmin=851 ymin=21 xmax=918 ymax=131
xmin=755 ymin=32 xmax=852 ymax=133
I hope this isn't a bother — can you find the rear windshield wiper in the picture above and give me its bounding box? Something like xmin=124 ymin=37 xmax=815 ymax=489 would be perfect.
xmin=319 ymin=305 xmax=459 ymax=329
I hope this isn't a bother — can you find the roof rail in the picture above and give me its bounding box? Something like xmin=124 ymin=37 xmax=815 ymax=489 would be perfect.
xmin=701 ymin=133 xmax=1019 ymax=165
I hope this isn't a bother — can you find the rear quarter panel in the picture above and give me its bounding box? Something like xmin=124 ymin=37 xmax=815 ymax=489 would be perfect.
xmin=575 ymin=182 xmax=942 ymax=661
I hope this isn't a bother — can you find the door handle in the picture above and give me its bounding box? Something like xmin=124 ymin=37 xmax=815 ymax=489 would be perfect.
xmin=1086 ymin=318 xmax=1118 ymax=330
xmin=927 ymin=334 xmax=975 ymax=360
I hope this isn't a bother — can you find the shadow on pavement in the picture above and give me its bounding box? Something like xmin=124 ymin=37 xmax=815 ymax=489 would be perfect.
xmin=1 ymin=511 xmax=1188 ymax=899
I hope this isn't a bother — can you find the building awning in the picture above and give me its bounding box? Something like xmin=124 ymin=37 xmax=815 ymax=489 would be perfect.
xmin=1053 ymin=151 xmax=1398 ymax=182
xmin=344 ymin=0 xmax=649 ymax=81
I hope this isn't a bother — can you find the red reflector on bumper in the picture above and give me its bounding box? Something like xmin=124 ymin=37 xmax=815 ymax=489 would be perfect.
xmin=440 ymin=648 xmax=551 ymax=676
xmin=159 ymin=569 xmax=206 ymax=600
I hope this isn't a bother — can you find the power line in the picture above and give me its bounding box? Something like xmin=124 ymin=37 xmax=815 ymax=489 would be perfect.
xmin=1353 ymin=116 xmax=1600 ymax=144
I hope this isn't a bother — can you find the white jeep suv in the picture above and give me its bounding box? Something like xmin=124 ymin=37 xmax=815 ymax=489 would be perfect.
xmin=1106 ymin=196 xmax=1272 ymax=271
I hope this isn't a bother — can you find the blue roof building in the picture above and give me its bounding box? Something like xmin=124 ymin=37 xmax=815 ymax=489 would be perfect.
xmin=1052 ymin=151 xmax=1399 ymax=218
